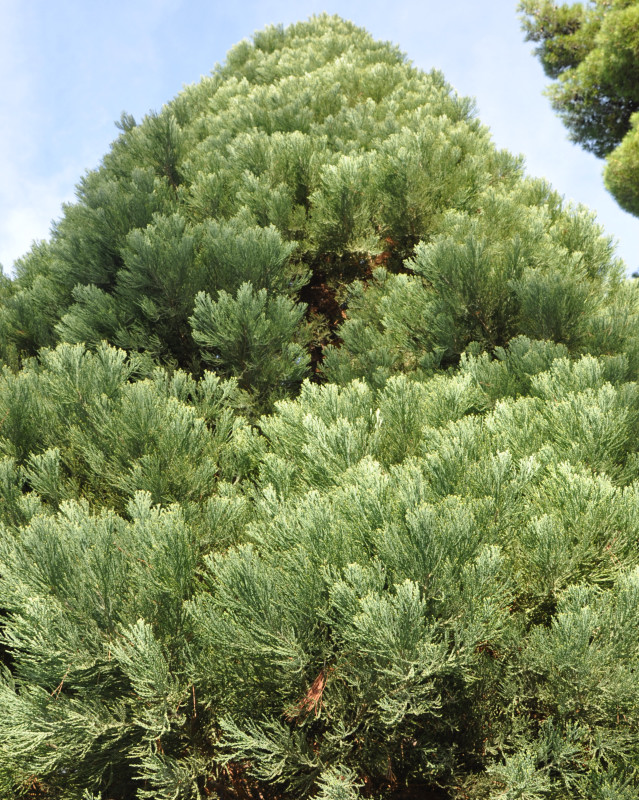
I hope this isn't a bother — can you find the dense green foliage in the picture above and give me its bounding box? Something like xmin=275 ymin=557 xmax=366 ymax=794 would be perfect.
xmin=1 ymin=14 xmax=639 ymax=800
xmin=519 ymin=0 xmax=639 ymax=216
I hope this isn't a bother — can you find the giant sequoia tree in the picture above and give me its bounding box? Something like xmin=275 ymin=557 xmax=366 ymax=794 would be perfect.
xmin=1 ymin=14 xmax=639 ymax=800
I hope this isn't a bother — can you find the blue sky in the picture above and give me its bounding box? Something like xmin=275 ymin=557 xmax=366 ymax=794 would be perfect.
xmin=1 ymin=0 xmax=637 ymax=274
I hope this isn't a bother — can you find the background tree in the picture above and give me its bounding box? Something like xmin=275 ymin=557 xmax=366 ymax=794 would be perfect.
xmin=519 ymin=0 xmax=639 ymax=215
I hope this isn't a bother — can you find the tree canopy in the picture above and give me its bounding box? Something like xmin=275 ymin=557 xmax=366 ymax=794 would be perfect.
xmin=1 ymin=13 xmax=639 ymax=800
xmin=519 ymin=0 xmax=639 ymax=216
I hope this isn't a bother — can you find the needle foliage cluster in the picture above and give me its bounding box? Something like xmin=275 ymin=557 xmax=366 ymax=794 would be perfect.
xmin=1 ymin=14 xmax=639 ymax=800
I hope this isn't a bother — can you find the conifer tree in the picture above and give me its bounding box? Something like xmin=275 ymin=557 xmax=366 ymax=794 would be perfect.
xmin=1 ymin=14 xmax=639 ymax=800
xmin=519 ymin=0 xmax=639 ymax=216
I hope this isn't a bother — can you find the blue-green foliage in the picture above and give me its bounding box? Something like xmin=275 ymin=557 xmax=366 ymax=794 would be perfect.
xmin=1 ymin=13 xmax=639 ymax=800
xmin=2 ymin=338 xmax=639 ymax=798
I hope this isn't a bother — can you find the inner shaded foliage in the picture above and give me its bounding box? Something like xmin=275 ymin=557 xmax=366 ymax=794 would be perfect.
xmin=1 ymin=14 xmax=639 ymax=800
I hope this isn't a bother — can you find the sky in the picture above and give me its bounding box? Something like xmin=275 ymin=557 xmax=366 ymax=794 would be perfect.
xmin=1 ymin=0 xmax=637 ymax=275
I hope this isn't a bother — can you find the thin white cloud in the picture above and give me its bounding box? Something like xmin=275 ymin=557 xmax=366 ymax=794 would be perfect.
xmin=0 ymin=169 xmax=79 ymax=274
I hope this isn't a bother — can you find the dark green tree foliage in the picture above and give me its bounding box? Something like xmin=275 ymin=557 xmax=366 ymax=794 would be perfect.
xmin=190 ymin=283 xmax=310 ymax=403
xmin=519 ymin=0 xmax=639 ymax=216
xmin=1 ymin=14 xmax=639 ymax=800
